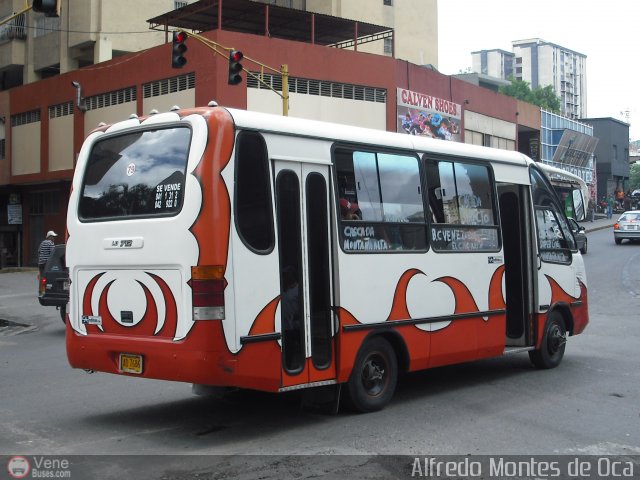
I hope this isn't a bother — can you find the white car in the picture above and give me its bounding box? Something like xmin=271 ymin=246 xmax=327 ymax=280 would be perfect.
xmin=614 ymin=210 xmax=640 ymax=244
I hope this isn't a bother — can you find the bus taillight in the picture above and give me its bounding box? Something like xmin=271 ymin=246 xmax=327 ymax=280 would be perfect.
xmin=191 ymin=265 xmax=225 ymax=320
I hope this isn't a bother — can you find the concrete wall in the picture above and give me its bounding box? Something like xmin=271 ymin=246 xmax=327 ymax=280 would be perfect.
xmin=11 ymin=122 xmax=40 ymax=175
xmin=49 ymin=115 xmax=74 ymax=171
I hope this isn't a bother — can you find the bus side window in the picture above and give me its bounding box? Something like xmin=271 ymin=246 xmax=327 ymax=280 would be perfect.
xmin=334 ymin=147 xmax=427 ymax=252
xmin=424 ymin=157 xmax=499 ymax=252
xmin=235 ymin=131 xmax=274 ymax=253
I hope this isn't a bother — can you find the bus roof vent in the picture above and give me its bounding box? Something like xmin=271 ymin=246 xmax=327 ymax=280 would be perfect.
xmin=97 ymin=122 xmax=106 ymax=127
xmin=129 ymin=113 xmax=138 ymax=119
xmin=149 ymin=109 xmax=159 ymax=115
xmin=170 ymin=105 xmax=180 ymax=111
xmin=208 ymin=100 xmax=218 ymax=107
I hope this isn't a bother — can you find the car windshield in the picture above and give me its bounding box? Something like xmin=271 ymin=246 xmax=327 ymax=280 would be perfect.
xmin=620 ymin=213 xmax=640 ymax=222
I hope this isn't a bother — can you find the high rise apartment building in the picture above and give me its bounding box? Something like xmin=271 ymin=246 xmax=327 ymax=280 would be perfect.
xmin=471 ymin=39 xmax=587 ymax=120
xmin=512 ymin=39 xmax=586 ymax=120
xmin=471 ymin=49 xmax=514 ymax=80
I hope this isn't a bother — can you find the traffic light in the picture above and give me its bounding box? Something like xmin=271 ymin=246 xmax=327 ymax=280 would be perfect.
xmin=32 ymin=0 xmax=60 ymax=17
xmin=171 ymin=31 xmax=188 ymax=69
xmin=228 ymin=50 xmax=244 ymax=85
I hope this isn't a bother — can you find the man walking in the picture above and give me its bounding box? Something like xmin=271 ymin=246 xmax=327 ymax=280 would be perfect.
xmin=38 ymin=231 xmax=58 ymax=275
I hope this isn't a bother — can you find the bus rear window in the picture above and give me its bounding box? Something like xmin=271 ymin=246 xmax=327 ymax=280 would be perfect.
xmin=78 ymin=126 xmax=191 ymax=221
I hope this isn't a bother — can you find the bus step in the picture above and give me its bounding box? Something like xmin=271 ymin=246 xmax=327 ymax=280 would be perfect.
xmin=503 ymin=346 xmax=535 ymax=355
xmin=301 ymin=384 xmax=342 ymax=415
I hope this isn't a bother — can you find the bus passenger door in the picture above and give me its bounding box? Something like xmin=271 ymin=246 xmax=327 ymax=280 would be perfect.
xmin=274 ymin=161 xmax=336 ymax=388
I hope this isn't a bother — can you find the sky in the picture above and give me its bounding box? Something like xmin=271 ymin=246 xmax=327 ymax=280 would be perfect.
xmin=437 ymin=0 xmax=640 ymax=140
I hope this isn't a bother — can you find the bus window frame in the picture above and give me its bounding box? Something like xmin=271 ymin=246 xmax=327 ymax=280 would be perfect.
xmin=529 ymin=165 xmax=576 ymax=264
xmin=332 ymin=143 xmax=429 ymax=255
xmin=422 ymin=154 xmax=502 ymax=254
xmin=77 ymin=122 xmax=192 ymax=223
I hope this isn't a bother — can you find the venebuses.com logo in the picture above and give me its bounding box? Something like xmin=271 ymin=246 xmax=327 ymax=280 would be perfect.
xmin=7 ymin=456 xmax=30 ymax=479
xmin=6 ymin=456 xmax=71 ymax=478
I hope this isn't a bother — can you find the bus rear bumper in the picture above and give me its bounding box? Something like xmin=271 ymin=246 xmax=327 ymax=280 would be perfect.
xmin=65 ymin=325 xmax=235 ymax=387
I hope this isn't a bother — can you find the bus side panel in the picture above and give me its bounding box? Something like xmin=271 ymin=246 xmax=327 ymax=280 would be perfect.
xmin=534 ymin=275 xmax=589 ymax=348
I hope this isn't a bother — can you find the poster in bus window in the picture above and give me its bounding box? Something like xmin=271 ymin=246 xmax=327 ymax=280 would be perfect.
xmin=396 ymin=88 xmax=462 ymax=142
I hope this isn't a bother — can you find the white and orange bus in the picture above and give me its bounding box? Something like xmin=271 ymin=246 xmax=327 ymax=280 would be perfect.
xmin=65 ymin=105 xmax=588 ymax=412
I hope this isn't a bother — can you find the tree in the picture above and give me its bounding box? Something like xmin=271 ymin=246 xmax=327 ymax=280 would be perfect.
xmin=499 ymin=77 xmax=561 ymax=113
xmin=532 ymin=85 xmax=562 ymax=112
xmin=629 ymin=162 xmax=640 ymax=191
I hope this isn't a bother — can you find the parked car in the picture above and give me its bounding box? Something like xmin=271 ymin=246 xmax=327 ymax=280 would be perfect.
xmin=567 ymin=217 xmax=587 ymax=254
xmin=38 ymin=244 xmax=69 ymax=323
xmin=613 ymin=210 xmax=640 ymax=245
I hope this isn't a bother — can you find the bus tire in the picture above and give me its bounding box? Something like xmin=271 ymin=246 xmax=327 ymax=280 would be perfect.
xmin=346 ymin=337 xmax=397 ymax=413
xmin=529 ymin=311 xmax=566 ymax=369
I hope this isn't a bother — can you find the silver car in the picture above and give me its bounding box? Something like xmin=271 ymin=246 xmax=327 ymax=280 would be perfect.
xmin=614 ymin=210 xmax=640 ymax=244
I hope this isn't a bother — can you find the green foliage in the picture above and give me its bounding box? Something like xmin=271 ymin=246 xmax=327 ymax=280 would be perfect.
xmin=499 ymin=77 xmax=561 ymax=113
xmin=630 ymin=162 xmax=640 ymax=191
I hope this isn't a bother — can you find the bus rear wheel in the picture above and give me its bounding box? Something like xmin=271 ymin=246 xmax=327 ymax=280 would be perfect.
xmin=529 ymin=311 xmax=566 ymax=369
xmin=346 ymin=337 xmax=397 ymax=413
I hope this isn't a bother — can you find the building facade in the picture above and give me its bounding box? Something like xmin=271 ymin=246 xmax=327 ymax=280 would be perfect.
xmin=0 ymin=0 xmax=192 ymax=90
xmin=581 ymin=117 xmax=631 ymax=200
xmin=261 ymin=0 xmax=438 ymax=67
xmin=539 ymin=109 xmax=597 ymax=199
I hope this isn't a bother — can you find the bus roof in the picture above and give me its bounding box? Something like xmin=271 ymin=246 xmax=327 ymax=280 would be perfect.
xmin=227 ymin=107 xmax=532 ymax=168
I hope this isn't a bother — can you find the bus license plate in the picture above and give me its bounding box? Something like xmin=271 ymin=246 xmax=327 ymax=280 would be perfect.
xmin=119 ymin=353 xmax=143 ymax=374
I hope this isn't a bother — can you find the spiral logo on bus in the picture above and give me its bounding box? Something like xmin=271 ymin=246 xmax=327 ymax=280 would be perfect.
xmin=82 ymin=271 xmax=178 ymax=338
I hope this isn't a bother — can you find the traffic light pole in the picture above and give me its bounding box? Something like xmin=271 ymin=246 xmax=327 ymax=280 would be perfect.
xmin=177 ymin=30 xmax=289 ymax=116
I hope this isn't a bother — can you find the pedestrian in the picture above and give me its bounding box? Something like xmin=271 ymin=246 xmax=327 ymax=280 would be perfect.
xmin=37 ymin=230 xmax=58 ymax=275
xmin=606 ymin=195 xmax=614 ymax=219
xmin=587 ymin=198 xmax=595 ymax=222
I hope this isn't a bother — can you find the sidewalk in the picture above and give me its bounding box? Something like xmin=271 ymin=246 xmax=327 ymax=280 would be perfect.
xmin=584 ymin=214 xmax=617 ymax=233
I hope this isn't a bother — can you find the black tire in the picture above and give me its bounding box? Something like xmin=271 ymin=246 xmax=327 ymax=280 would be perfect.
xmin=529 ymin=311 xmax=566 ymax=369
xmin=59 ymin=305 xmax=67 ymax=324
xmin=346 ymin=337 xmax=397 ymax=413
xmin=615 ymin=238 xmax=622 ymax=245
xmin=580 ymin=238 xmax=587 ymax=254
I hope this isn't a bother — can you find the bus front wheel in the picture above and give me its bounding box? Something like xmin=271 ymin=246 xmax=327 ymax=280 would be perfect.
xmin=346 ymin=337 xmax=397 ymax=413
xmin=529 ymin=312 xmax=566 ymax=369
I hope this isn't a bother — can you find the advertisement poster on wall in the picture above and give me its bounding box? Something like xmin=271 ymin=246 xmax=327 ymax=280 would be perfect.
xmin=396 ymin=88 xmax=462 ymax=142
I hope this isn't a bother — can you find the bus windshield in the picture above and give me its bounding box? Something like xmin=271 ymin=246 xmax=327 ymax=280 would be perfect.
xmin=78 ymin=126 xmax=191 ymax=221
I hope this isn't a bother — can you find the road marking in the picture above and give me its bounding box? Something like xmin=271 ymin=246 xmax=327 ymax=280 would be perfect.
xmin=0 ymin=293 xmax=35 ymax=299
